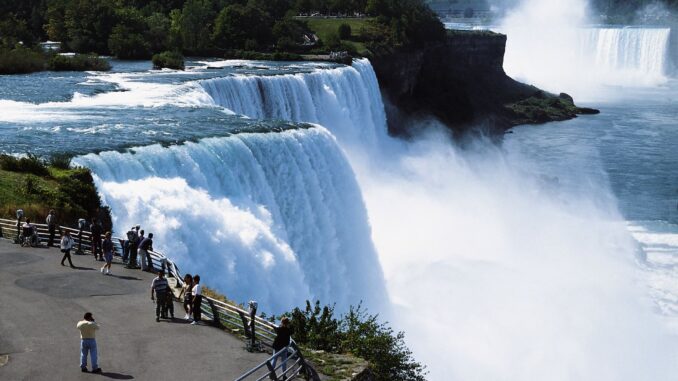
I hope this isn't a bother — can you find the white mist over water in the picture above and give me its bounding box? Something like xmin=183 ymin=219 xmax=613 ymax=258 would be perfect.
xmin=70 ymin=55 xmax=678 ymax=379
xmin=192 ymin=59 xmax=676 ymax=379
xmin=500 ymin=0 xmax=671 ymax=98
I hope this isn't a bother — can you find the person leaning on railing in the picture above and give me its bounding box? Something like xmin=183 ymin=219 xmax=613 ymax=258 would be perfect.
xmin=271 ymin=317 xmax=293 ymax=380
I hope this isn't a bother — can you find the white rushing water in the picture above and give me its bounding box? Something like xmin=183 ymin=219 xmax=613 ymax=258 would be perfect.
xmin=200 ymin=59 xmax=388 ymax=148
xmin=500 ymin=0 xmax=672 ymax=97
xmin=70 ymin=52 xmax=677 ymax=379
xmin=74 ymin=127 xmax=386 ymax=313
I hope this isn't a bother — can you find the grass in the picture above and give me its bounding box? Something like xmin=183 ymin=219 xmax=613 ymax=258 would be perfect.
xmin=302 ymin=17 xmax=374 ymax=55
xmin=0 ymin=154 xmax=111 ymax=230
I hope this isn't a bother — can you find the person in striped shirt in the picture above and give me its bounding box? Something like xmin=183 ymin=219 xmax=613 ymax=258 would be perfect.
xmin=151 ymin=270 xmax=170 ymax=322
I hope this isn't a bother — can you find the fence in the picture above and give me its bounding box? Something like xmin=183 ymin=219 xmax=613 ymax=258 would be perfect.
xmin=0 ymin=217 xmax=319 ymax=380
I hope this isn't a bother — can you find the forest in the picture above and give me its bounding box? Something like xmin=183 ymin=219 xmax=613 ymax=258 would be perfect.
xmin=0 ymin=0 xmax=444 ymax=59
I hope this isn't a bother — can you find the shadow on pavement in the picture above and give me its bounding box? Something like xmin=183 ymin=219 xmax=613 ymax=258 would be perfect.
xmin=109 ymin=275 xmax=142 ymax=281
xmin=99 ymin=371 xmax=134 ymax=379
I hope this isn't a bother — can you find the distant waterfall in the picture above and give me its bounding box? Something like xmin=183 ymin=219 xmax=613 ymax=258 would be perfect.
xmin=502 ymin=25 xmax=672 ymax=94
xmin=579 ymin=27 xmax=670 ymax=78
xmin=200 ymin=59 xmax=388 ymax=146
xmin=73 ymin=128 xmax=386 ymax=313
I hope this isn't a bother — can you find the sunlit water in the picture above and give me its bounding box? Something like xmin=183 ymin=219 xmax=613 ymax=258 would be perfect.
xmin=0 ymin=51 xmax=676 ymax=379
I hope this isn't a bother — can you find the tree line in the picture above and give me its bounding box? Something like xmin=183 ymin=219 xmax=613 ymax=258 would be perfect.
xmin=0 ymin=0 xmax=445 ymax=59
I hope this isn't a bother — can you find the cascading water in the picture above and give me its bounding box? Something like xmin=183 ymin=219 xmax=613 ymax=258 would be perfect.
xmin=73 ymin=127 xmax=386 ymax=313
xmin=579 ymin=27 xmax=670 ymax=78
xmin=60 ymin=52 xmax=676 ymax=380
xmin=499 ymin=0 xmax=672 ymax=96
xmin=199 ymin=59 xmax=388 ymax=148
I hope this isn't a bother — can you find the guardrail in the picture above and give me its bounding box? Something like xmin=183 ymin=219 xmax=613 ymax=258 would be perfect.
xmin=0 ymin=217 xmax=319 ymax=380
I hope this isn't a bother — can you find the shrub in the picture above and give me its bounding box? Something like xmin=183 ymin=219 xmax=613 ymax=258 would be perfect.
xmin=282 ymin=301 xmax=426 ymax=381
xmin=0 ymin=154 xmax=49 ymax=176
xmin=48 ymin=153 xmax=72 ymax=170
xmin=152 ymin=50 xmax=184 ymax=70
xmin=0 ymin=46 xmax=45 ymax=74
xmin=338 ymin=23 xmax=352 ymax=40
xmin=48 ymin=54 xmax=111 ymax=71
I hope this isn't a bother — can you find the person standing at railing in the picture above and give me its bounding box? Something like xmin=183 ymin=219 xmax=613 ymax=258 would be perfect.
xmin=100 ymin=232 xmax=114 ymax=275
xmin=125 ymin=226 xmax=140 ymax=269
xmin=46 ymin=209 xmax=57 ymax=247
xmin=178 ymin=274 xmax=193 ymax=321
xmin=139 ymin=232 xmax=154 ymax=272
xmin=271 ymin=317 xmax=293 ymax=380
xmin=151 ymin=270 xmax=171 ymax=322
xmin=60 ymin=230 xmax=75 ymax=268
xmin=190 ymin=275 xmax=202 ymax=325
xmin=90 ymin=218 xmax=103 ymax=261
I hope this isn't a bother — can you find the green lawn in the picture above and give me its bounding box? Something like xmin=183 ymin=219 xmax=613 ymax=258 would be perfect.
xmin=301 ymin=17 xmax=374 ymax=55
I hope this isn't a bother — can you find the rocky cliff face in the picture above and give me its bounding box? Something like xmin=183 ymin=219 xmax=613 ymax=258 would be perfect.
xmin=371 ymin=31 xmax=596 ymax=135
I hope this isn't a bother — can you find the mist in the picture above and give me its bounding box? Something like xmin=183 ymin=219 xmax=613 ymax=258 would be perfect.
xmin=499 ymin=0 xmax=671 ymax=99
xmin=347 ymin=121 xmax=677 ymax=380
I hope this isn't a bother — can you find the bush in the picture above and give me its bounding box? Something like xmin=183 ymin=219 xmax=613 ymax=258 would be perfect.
xmin=0 ymin=154 xmax=49 ymax=176
xmin=323 ymin=31 xmax=341 ymax=50
xmin=48 ymin=54 xmax=110 ymax=71
xmin=282 ymin=301 xmax=426 ymax=381
xmin=0 ymin=46 xmax=45 ymax=74
xmin=48 ymin=153 xmax=72 ymax=170
xmin=152 ymin=50 xmax=184 ymax=70
xmin=338 ymin=23 xmax=352 ymax=40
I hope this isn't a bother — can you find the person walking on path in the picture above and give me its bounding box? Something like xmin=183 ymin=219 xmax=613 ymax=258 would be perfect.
xmin=151 ymin=270 xmax=171 ymax=322
xmin=90 ymin=218 xmax=103 ymax=261
xmin=139 ymin=232 xmax=154 ymax=272
xmin=46 ymin=210 xmax=57 ymax=247
xmin=125 ymin=226 xmax=140 ymax=269
xmin=100 ymin=232 xmax=114 ymax=275
xmin=60 ymin=230 xmax=75 ymax=268
xmin=191 ymin=275 xmax=202 ymax=325
xmin=77 ymin=312 xmax=102 ymax=374
xmin=271 ymin=317 xmax=293 ymax=380
xmin=178 ymin=274 xmax=193 ymax=321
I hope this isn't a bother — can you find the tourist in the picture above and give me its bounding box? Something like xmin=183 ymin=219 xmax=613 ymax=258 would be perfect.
xmin=60 ymin=230 xmax=75 ymax=268
xmin=90 ymin=218 xmax=102 ymax=261
xmin=46 ymin=209 xmax=57 ymax=247
xmin=21 ymin=218 xmax=38 ymax=246
xmin=190 ymin=274 xmax=202 ymax=325
xmin=138 ymin=232 xmax=154 ymax=272
xmin=100 ymin=232 xmax=114 ymax=275
xmin=271 ymin=317 xmax=293 ymax=380
xmin=125 ymin=226 xmax=140 ymax=269
xmin=76 ymin=312 xmax=102 ymax=374
xmin=151 ymin=270 xmax=170 ymax=322
xmin=178 ymin=274 xmax=193 ymax=320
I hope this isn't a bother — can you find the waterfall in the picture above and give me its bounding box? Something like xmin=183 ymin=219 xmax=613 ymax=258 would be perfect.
xmin=73 ymin=127 xmax=386 ymax=313
xmin=199 ymin=59 xmax=388 ymax=147
xmin=579 ymin=27 xmax=670 ymax=79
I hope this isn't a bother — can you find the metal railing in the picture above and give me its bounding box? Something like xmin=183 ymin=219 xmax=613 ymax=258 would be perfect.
xmin=0 ymin=217 xmax=319 ymax=380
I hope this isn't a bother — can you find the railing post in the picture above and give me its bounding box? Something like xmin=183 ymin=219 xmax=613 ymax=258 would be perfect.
xmin=291 ymin=342 xmax=320 ymax=381
xmin=207 ymin=299 xmax=223 ymax=329
xmin=265 ymin=360 xmax=279 ymax=381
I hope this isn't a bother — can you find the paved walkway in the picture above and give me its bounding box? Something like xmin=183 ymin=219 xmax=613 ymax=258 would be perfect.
xmin=0 ymin=239 xmax=267 ymax=380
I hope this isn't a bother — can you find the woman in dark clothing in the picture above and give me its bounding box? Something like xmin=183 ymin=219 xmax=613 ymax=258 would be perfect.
xmin=190 ymin=275 xmax=202 ymax=325
xmin=271 ymin=317 xmax=293 ymax=379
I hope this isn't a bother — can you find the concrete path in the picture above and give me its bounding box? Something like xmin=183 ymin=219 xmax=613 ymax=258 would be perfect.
xmin=0 ymin=239 xmax=267 ymax=380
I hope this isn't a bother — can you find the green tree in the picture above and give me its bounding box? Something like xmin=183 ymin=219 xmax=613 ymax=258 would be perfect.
xmin=212 ymin=4 xmax=272 ymax=50
xmin=338 ymin=22 xmax=351 ymax=39
xmin=146 ymin=12 xmax=170 ymax=53
xmin=108 ymin=7 xmax=151 ymax=58
xmin=63 ymin=0 xmax=116 ymax=53
xmin=178 ymin=0 xmax=216 ymax=55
